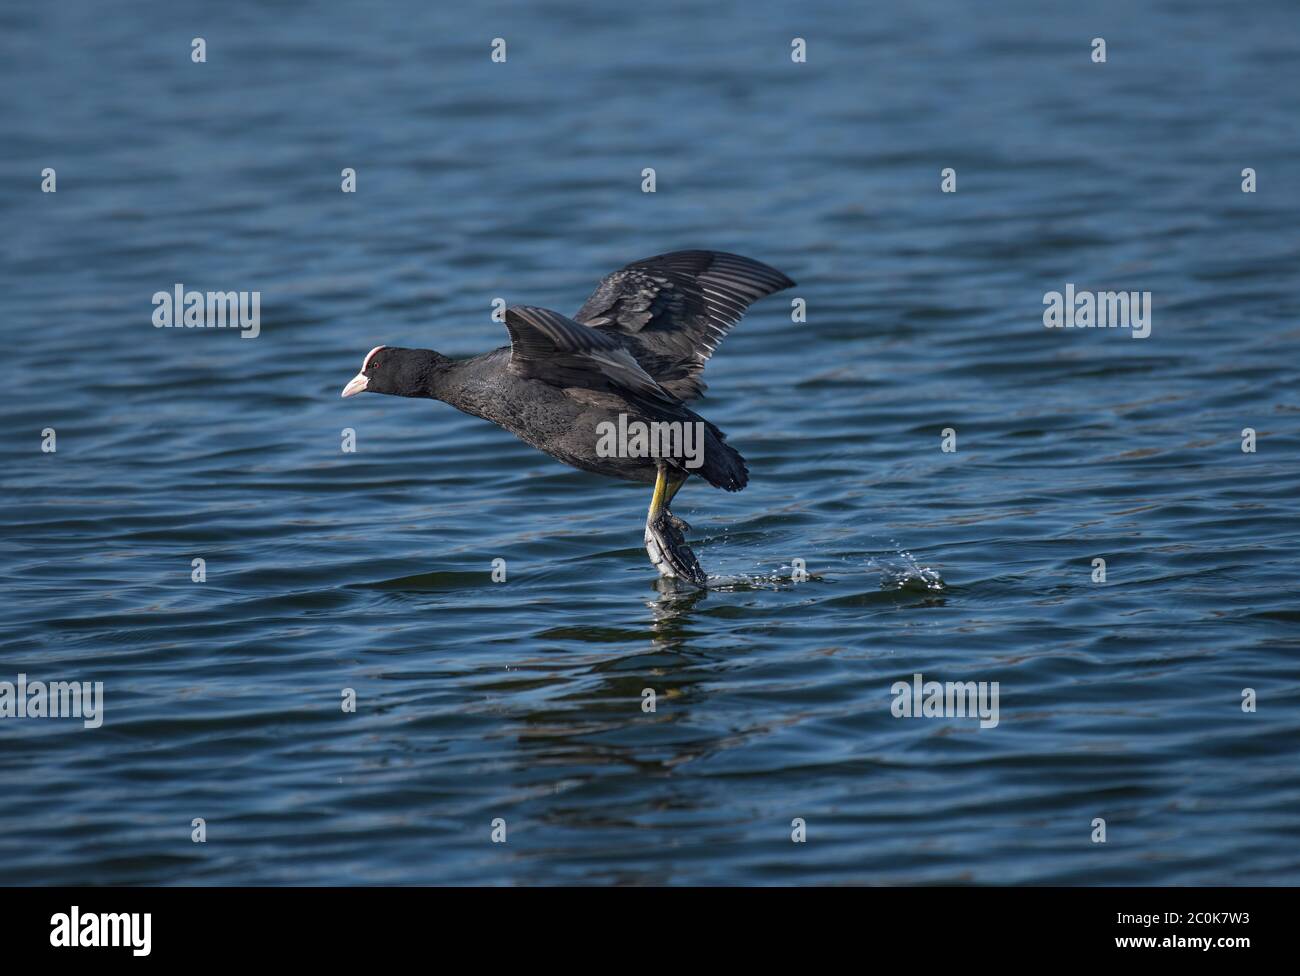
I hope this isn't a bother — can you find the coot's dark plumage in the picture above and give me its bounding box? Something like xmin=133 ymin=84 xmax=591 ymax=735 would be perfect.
xmin=341 ymin=249 xmax=795 ymax=586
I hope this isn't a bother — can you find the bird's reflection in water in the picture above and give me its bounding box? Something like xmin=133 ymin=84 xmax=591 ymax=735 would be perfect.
xmin=490 ymin=581 xmax=730 ymax=882
xmin=645 ymin=578 xmax=709 ymax=651
xmin=508 ymin=581 xmax=715 ymax=748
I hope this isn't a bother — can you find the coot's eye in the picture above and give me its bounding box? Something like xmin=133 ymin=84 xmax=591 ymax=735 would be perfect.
xmin=368 ymin=360 xmax=380 ymax=370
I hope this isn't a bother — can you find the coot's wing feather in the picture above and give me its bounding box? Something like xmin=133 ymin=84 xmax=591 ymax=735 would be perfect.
xmin=504 ymin=305 xmax=679 ymax=405
xmin=573 ymin=250 xmax=795 ymax=400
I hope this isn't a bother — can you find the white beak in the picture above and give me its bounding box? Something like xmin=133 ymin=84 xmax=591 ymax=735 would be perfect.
xmin=340 ymin=371 xmax=369 ymax=398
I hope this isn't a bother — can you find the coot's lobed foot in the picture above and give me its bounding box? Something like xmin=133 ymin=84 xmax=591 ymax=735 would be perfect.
xmin=645 ymin=510 xmax=708 ymax=588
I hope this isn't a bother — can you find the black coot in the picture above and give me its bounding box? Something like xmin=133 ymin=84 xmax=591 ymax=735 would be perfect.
xmin=341 ymin=250 xmax=795 ymax=587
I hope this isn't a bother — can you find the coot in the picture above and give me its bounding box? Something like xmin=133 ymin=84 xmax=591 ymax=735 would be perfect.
xmin=341 ymin=250 xmax=794 ymax=587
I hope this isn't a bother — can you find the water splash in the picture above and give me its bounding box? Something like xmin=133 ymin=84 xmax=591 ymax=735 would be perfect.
xmin=869 ymin=545 xmax=946 ymax=592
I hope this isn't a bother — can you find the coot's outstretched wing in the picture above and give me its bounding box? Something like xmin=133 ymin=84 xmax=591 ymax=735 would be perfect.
xmin=503 ymin=305 xmax=678 ymax=405
xmin=574 ymin=250 xmax=795 ymax=401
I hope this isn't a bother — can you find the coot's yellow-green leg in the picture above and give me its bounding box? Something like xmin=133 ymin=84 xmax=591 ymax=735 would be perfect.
xmin=648 ymin=465 xmax=670 ymax=518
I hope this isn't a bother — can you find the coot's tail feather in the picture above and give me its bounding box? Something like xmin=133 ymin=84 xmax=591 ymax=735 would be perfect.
xmin=694 ymin=419 xmax=749 ymax=492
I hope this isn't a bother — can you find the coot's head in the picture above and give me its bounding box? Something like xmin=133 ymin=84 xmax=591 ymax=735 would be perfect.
xmin=341 ymin=345 xmax=441 ymax=398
